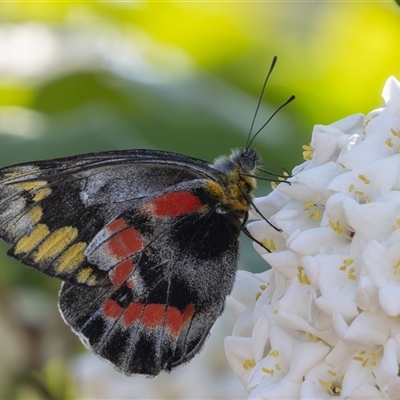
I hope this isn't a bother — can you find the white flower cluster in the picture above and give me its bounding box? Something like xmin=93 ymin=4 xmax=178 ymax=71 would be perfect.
xmin=225 ymin=77 xmax=400 ymax=399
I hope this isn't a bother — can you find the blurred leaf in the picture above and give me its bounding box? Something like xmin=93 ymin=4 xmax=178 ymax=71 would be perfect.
xmin=2 ymin=69 xmax=304 ymax=167
xmin=43 ymin=358 xmax=76 ymax=400
xmin=33 ymin=72 xmax=137 ymax=115
xmin=9 ymin=358 xmax=76 ymax=400
xmin=0 ymin=85 xmax=34 ymax=107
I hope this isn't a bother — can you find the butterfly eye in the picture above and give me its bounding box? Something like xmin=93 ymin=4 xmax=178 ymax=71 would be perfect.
xmin=240 ymin=156 xmax=254 ymax=171
xmin=237 ymin=148 xmax=259 ymax=172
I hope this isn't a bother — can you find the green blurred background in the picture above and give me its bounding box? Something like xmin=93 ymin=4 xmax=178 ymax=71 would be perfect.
xmin=0 ymin=2 xmax=400 ymax=399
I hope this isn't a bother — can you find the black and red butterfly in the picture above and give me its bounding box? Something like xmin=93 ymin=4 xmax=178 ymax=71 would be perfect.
xmin=0 ymin=58 xmax=293 ymax=376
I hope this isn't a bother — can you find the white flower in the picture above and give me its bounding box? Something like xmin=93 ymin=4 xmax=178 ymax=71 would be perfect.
xmin=225 ymin=76 xmax=400 ymax=399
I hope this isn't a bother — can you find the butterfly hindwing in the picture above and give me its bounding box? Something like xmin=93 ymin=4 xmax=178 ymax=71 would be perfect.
xmin=57 ymin=184 xmax=239 ymax=375
xmin=0 ymin=150 xmax=243 ymax=375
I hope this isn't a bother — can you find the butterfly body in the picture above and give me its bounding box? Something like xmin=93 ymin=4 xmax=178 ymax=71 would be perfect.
xmin=0 ymin=147 xmax=260 ymax=375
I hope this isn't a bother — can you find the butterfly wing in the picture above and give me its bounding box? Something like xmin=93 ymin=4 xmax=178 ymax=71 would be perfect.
xmin=0 ymin=149 xmax=241 ymax=375
xmin=0 ymin=149 xmax=224 ymax=284
xmin=59 ymin=187 xmax=239 ymax=375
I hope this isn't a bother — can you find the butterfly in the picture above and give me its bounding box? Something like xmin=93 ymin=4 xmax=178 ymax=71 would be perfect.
xmin=0 ymin=57 xmax=293 ymax=376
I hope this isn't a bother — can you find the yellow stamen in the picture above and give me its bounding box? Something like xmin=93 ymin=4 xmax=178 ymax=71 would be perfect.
xmin=302 ymin=144 xmax=314 ymax=161
xmin=242 ymin=359 xmax=256 ymax=370
xmin=358 ymin=174 xmax=370 ymax=184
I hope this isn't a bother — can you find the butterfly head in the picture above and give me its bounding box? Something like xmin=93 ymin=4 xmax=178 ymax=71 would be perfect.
xmin=212 ymin=147 xmax=261 ymax=175
xmin=230 ymin=148 xmax=262 ymax=172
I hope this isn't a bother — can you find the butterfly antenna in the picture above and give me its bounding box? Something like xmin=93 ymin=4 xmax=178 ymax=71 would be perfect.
xmin=246 ymin=94 xmax=295 ymax=150
xmin=245 ymin=56 xmax=278 ymax=150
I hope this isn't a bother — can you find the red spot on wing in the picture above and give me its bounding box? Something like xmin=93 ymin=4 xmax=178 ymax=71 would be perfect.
xmin=142 ymin=304 xmax=166 ymax=328
xmin=126 ymin=277 xmax=135 ymax=289
xmin=182 ymin=304 xmax=195 ymax=324
xmin=107 ymin=219 xmax=127 ymax=234
xmin=108 ymin=227 xmax=143 ymax=261
xmin=110 ymin=259 xmax=134 ymax=286
xmin=103 ymin=299 xmax=123 ymax=319
xmin=123 ymin=302 xmax=144 ymax=327
xmin=165 ymin=306 xmax=183 ymax=338
xmin=121 ymin=303 xmax=195 ymax=336
xmin=146 ymin=192 xmax=204 ymax=217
